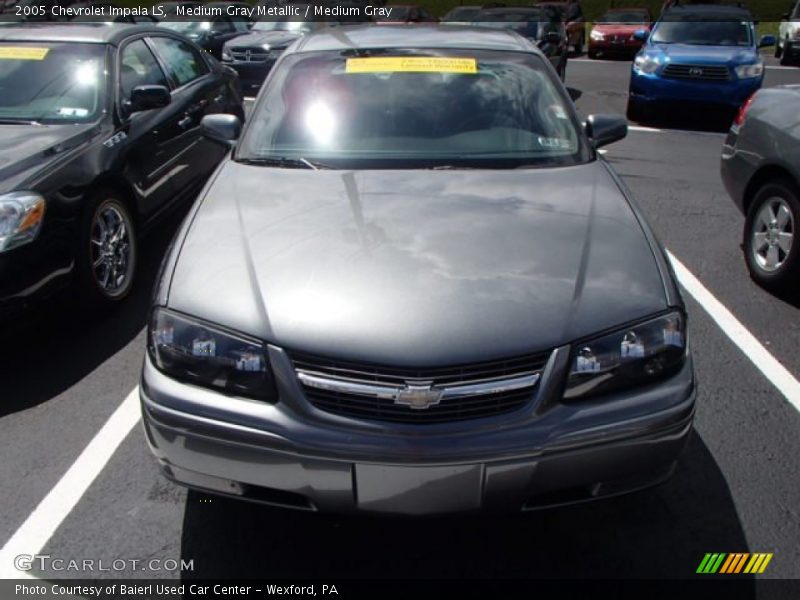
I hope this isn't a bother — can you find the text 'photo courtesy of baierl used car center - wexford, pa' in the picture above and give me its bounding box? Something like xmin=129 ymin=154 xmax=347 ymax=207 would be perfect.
xmin=0 ymin=0 xmax=799 ymax=599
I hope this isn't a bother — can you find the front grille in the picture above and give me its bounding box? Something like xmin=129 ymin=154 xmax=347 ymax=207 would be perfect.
xmin=662 ymin=63 xmax=731 ymax=81
xmin=230 ymin=46 xmax=279 ymax=63
xmin=291 ymin=350 xmax=550 ymax=424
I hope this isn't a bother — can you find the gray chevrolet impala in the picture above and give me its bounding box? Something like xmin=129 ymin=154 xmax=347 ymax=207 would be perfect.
xmin=141 ymin=26 xmax=696 ymax=515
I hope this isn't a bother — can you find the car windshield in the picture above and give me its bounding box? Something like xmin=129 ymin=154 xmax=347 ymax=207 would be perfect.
xmin=651 ymin=20 xmax=752 ymax=46
xmin=377 ymin=7 xmax=411 ymax=21
xmin=252 ymin=19 xmax=312 ymax=32
xmin=443 ymin=7 xmax=480 ymax=21
xmin=598 ymin=10 xmax=649 ymax=24
xmin=159 ymin=18 xmax=210 ymax=34
xmin=0 ymin=41 xmax=106 ymax=123
xmin=238 ymin=48 xmax=589 ymax=169
xmin=472 ymin=16 xmax=544 ymax=39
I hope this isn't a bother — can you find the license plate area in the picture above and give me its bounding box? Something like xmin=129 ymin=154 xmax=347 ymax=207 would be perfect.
xmin=355 ymin=464 xmax=483 ymax=515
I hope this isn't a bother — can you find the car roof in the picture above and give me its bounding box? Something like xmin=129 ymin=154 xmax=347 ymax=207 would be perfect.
xmin=295 ymin=23 xmax=535 ymax=53
xmin=661 ymin=4 xmax=753 ymax=21
xmin=0 ymin=23 xmax=162 ymax=44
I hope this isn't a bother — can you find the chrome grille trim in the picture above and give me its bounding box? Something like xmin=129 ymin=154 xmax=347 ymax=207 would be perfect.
xmin=291 ymin=351 xmax=549 ymax=423
xmin=297 ymin=371 xmax=540 ymax=401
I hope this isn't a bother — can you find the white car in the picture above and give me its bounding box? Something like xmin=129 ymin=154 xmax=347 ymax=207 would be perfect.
xmin=777 ymin=0 xmax=800 ymax=65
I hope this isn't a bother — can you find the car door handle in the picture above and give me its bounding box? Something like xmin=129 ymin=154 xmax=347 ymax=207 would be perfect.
xmin=178 ymin=116 xmax=193 ymax=129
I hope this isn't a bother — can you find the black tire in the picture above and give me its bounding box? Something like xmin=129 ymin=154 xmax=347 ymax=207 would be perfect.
xmin=76 ymin=190 xmax=138 ymax=307
xmin=743 ymin=178 xmax=800 ymax=293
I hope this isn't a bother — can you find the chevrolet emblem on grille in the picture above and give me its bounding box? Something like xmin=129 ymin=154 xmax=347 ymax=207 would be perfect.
xmin=394 ymin=383 xmax=443 ymax=410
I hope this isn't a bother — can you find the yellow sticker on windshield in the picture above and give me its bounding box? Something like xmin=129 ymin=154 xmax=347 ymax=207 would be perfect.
xmin=345 ymin=57 xmax=477 ymax=74
xmin=0 ymin=47 xmax=50 ymax=60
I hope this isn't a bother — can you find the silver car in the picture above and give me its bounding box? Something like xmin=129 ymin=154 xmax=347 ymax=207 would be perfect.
xmin=721 ymin=86 xmax=800 ymax=292
xmin=141 ymin=25 xmax=695 ymax=515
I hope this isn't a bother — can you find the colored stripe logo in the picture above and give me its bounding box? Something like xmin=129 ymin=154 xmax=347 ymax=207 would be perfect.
xmin=697 ymin=553 xmax=773 ymax=574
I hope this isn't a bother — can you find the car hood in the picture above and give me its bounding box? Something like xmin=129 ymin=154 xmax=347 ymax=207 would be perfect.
xmin=0 ymin=122 xmax=97 ymax=192
xmin=167 ymin=162 xmax=669 ymax=366
xmin=648 ymin=42 xmax=757 ymax=63
xmin=225 ymin=30 xmax=302 ymax=49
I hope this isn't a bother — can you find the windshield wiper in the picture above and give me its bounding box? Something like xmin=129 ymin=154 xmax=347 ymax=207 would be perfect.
xmin=0 ymin=118 xmax=41 ymax=125
xmin=236 ymin=156 xmax=333 ymax=170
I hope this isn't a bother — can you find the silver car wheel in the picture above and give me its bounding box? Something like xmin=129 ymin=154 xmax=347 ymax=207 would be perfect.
xmin=89 ymin=201 xmax=134 ymax=297
xmin=751 ymin=196 xmax=795 ymax=273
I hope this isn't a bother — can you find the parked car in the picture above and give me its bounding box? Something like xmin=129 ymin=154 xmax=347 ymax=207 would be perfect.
xmin=375 ymin=4 xmax=438 ymax=23
xmin=588 ymin=7 xmax=651 ymax=59
xmin=777 ymin=0 xmax=800 ymax=65
xmin=472 ymin=6 xmax=568 ymax=80
xmin=0 ymin=24 xmax=244 ymax=317
xmin=536 ymin=0 xmax=585 ymax=54
xmin=222 ymin=16 xmax=335 ymax=95
xmin=627 ymin=5 xmax=775 ymax=123
xmin=157 ymin=14 xmax=251 ymax=59
xmin=721 ymin=87 xmax=800 ymax=292
xmin=441 ymin=5 xmax=485 ymax=24
xmin=142 ymin=25 xmax=695 ymax=516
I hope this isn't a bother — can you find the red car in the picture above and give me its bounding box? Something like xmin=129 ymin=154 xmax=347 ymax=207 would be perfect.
xmin=588 ymin=8 xmax=652 ymax=59
xmin=375 ymin=4 xmax=439 ymax=24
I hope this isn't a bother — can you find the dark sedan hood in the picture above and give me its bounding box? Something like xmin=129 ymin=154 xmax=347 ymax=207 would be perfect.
xmin=227 ymin=30 xmax=302 ymax=49
xmin=0 ymin=122 xmax=96 ymax=189
xmin=168 ymin=162 xmax=668 ymax=365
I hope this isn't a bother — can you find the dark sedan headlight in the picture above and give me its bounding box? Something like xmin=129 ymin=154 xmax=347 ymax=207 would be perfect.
xmin=148 ymin=308 xmax=277 ymax=401
xmin=564 ymin=312 xmax=686 ymax=400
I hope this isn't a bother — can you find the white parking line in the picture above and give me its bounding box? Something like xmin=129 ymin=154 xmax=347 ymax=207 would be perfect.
xmin=1 ymin=252 xmax=799 ymax=579
xmin=668 ymin=251 xmax=800 ymax=413
xmin=0 ymin=388 xmax=140 ymax=579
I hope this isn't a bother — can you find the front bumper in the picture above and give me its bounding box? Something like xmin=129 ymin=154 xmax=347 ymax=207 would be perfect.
xmin=141 ymin=346 xmax=696 ymax=515
xmin=589 ymin=39 xmax=641 ymax=53
xmin=629 ymin=69 xmax=762 ymax=107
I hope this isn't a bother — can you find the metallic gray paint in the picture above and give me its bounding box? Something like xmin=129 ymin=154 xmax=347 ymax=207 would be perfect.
xmin=721 ymin=85 xmax=800 ymax=214
xmin=166 ymin=163 xmax=669 ymax=366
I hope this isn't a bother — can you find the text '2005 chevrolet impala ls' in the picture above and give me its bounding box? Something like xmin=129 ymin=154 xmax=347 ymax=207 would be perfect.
xmin=141 ymin=25 xmax=696 ymax=515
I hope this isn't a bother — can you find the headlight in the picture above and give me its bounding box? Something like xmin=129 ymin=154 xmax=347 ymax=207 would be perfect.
xmin=148 ymin=308 xmax=277 ymax=401
xmin=0 ymin=191 xmax=45 ymax=253
xmin=735 ymin=62 xmax=764 ymax=79
xmin=633 ymin=54 xmax=660 ymax=74
xmin=564 ymin=312 xmax=686 ymax=401
xmin=261 ymin=43 xmax=271 ymax=51
xmin=590 ymin=30 xmax=605 ymax=41
xmin=221 ymin=48 xmax=232 ymax=61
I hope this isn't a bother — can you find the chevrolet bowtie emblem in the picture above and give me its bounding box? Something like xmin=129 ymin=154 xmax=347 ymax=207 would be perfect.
xmin=394 ymin=382 xmax=443 ymax=410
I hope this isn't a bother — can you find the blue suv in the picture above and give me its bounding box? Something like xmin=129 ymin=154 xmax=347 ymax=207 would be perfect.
xmin=627 ymin=5 xmax=776 ymax=122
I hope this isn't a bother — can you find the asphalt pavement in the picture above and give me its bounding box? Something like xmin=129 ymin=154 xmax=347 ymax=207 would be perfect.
xmin=1 ymin=54 xmax=799 ymax=584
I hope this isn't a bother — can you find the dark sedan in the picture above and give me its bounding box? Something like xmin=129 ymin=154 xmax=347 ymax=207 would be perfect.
xmin=158 ymin=13 xmax=251 ymax=59
xmin=221 ymin=16 xmax=334 ymax=95
xmin=141 ymin=26 xmax=695 ymax=515
xmin=472 ymin=6 xmax=568 ymax=80
xmin=721 ymin=87 xmax=800 ymax=292
xmin=0 ymin=24 xmax=243 ymax=316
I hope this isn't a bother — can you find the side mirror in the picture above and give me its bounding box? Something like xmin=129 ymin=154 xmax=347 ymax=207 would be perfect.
xmin=759 ymin=34 xmax=776 ymax=48
xmin=633 ymin=29 xmax=649 ymax=42
xmin=128 ymin=85 xmax=170 ymax=113
xmin=585 ymin=114 xmax=627 ymax=148
xmin=201 ymin=113 xmax=241 ymax=146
